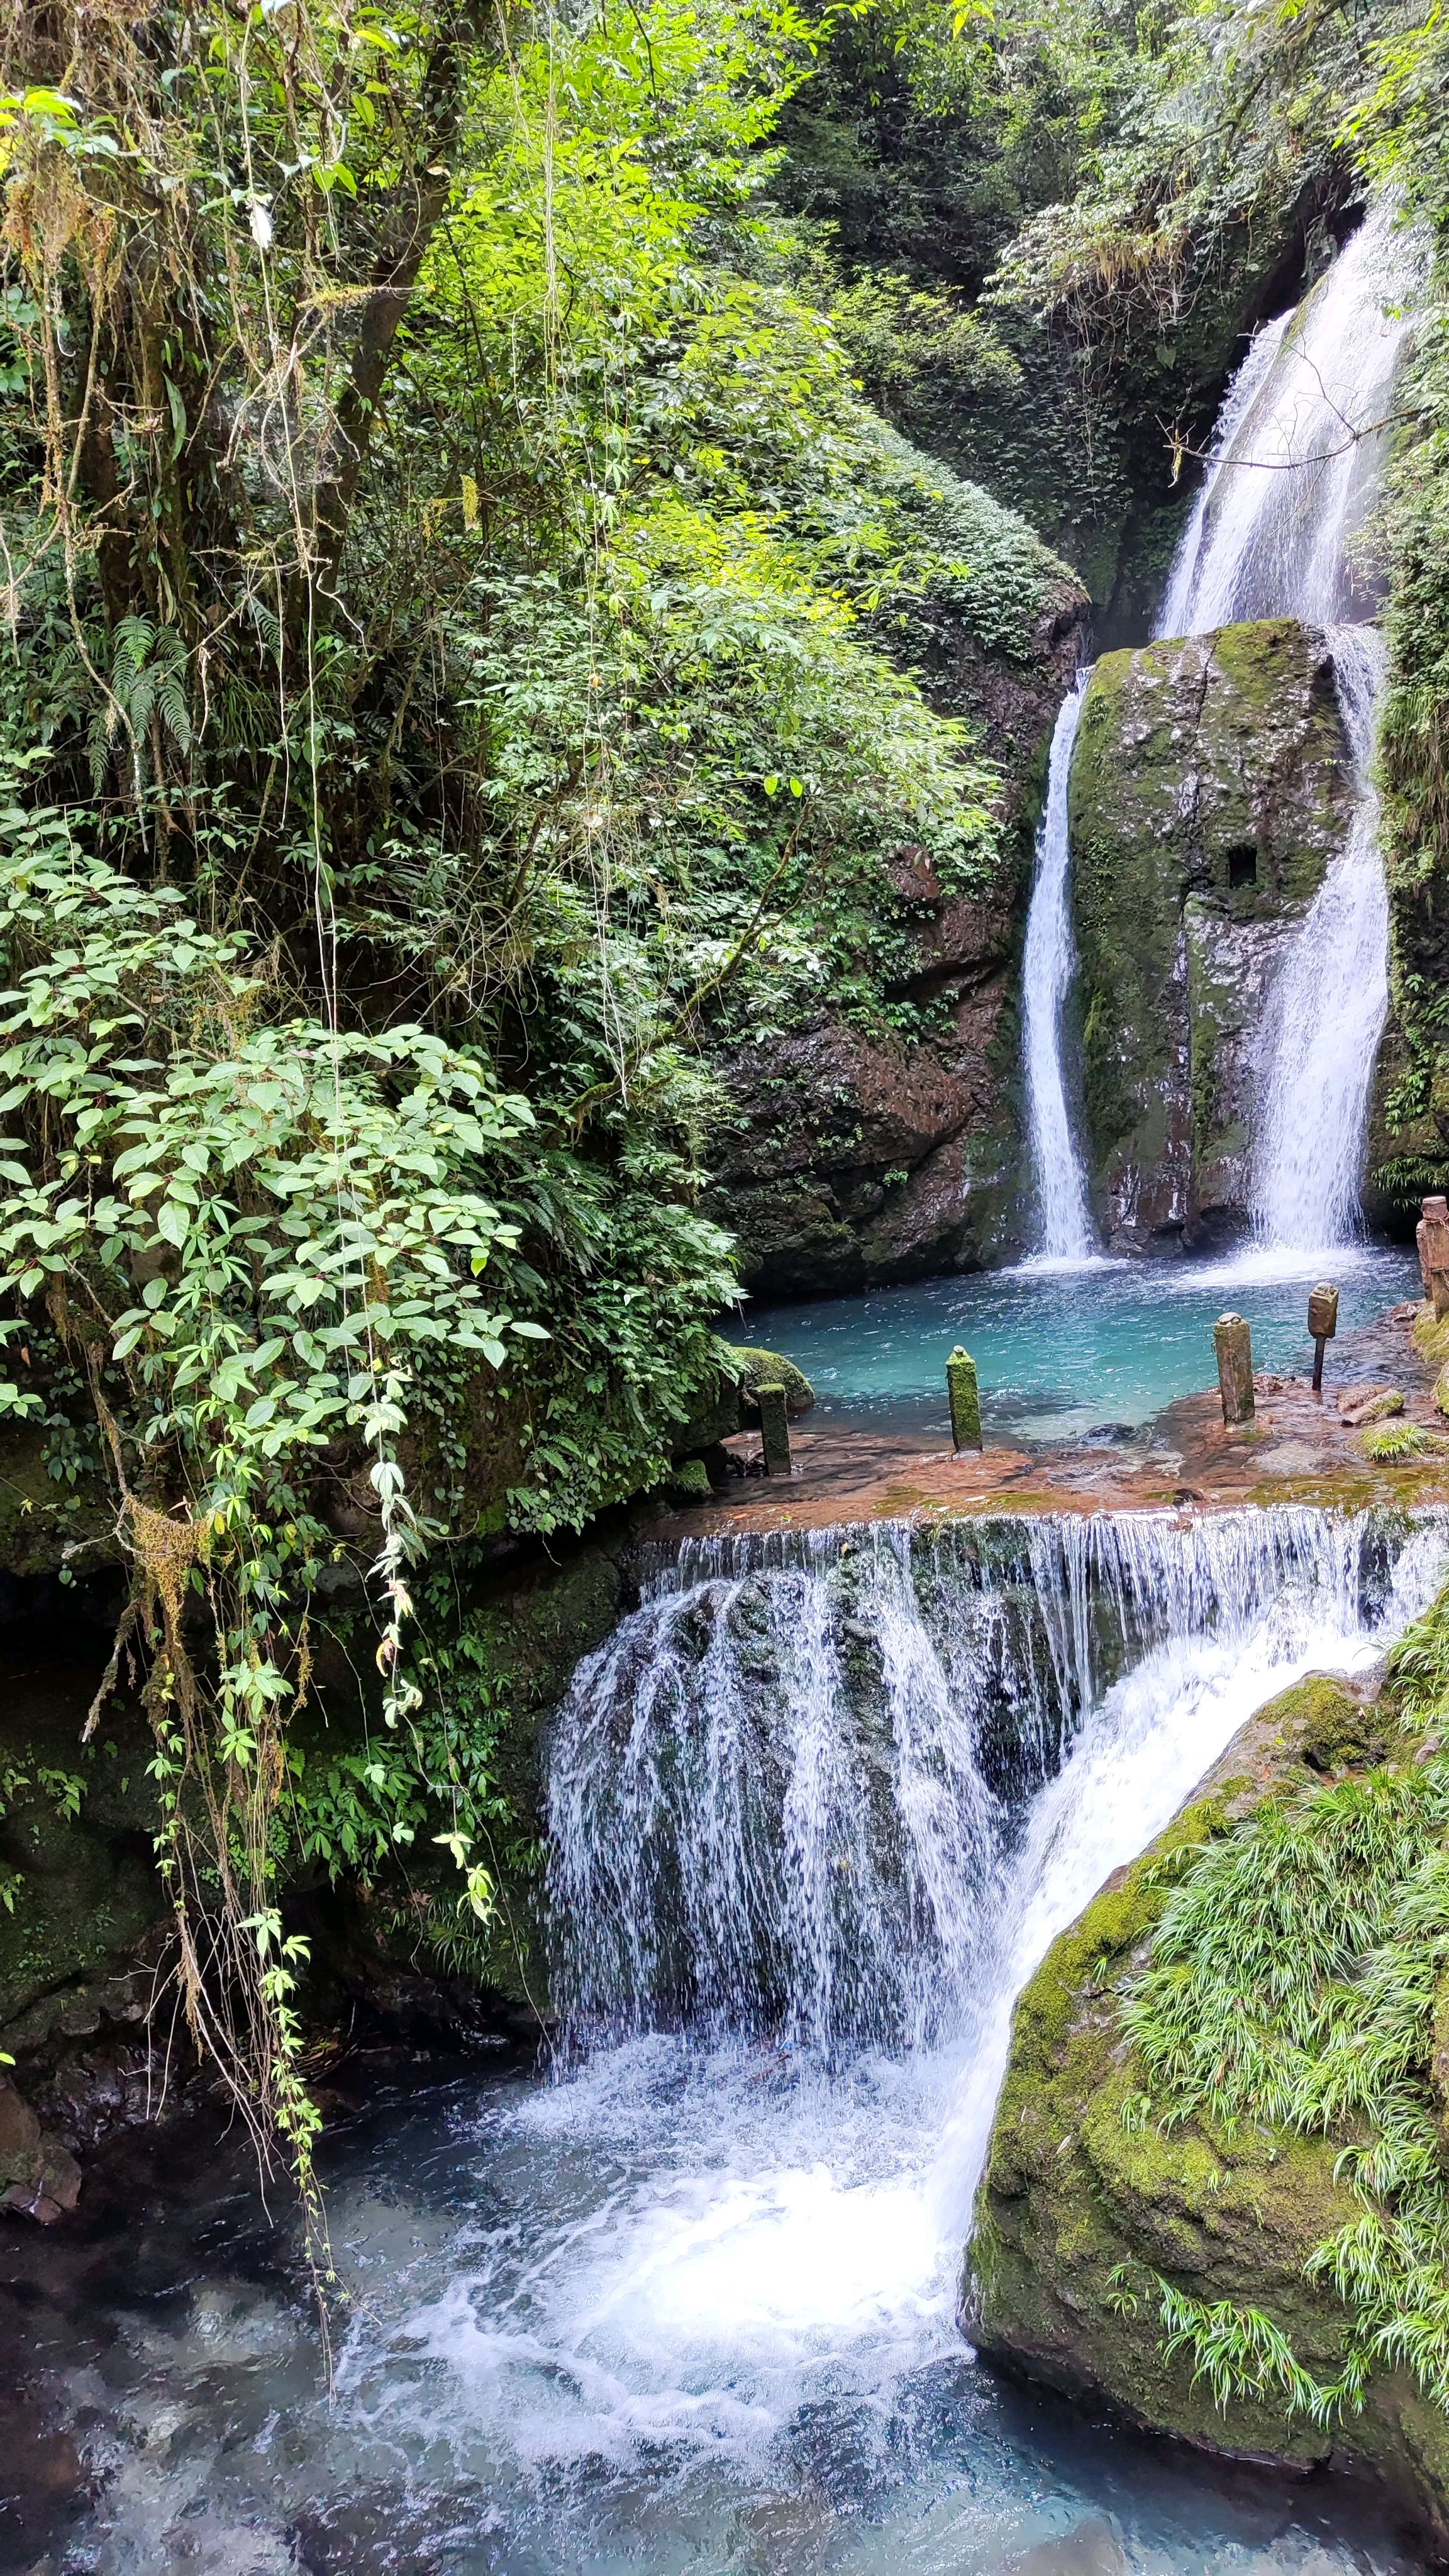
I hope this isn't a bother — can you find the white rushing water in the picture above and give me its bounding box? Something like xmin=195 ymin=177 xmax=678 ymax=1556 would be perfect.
xmin=1153 ymin=309 xmax=1293 ymax=643
xmin=27 ymin=1508 xmax=1449 ymax=2573
xmin=1019 ymin=677 xmax=1096 ymax=1263
xmin=1252 ymin=623 xmax=1392 ymax=1247
xmin=526 ymin=1511 xmax=1447 ymax=2450
xmin=1156 ymin=201 xmax=1422 ymax=638
xmin=1152 ymin=201 xmax=1423 ymax=1251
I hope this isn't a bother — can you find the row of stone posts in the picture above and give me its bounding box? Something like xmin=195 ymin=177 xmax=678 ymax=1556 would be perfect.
xmin=1213 ymin=1285 xmax=1341 ymax=1428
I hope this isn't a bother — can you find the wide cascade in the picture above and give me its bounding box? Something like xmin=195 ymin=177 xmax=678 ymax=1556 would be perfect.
xmin=549 ymin=1513 xmax=1444 ymax=2238
xmin=17 ymin=1511 xmax=1448 ymax=2575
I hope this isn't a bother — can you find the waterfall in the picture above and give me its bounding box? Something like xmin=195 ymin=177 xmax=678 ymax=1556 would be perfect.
xmin=1155 ymin=202 xmax=1421 ymax=638
xmin=550 ymin=1509 xmax=1443 ymax=2076
xmin=1152 ymin=202 xmax=1422 ymax=1248
xmin=1252 ymin=624 xmax=1392 ymax=1246
xmin=1019 ymin=677 xmax=1095 ymax=1262
xmin=1153 ymin=310 xmax=1292 ymax=643
xmin=529 ymin=1507 xmax=1448 ymax=2456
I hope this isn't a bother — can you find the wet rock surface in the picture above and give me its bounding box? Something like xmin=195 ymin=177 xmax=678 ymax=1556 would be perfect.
xmin=1068 ymin=619 xmax=1390 ymax=1252
xmin=709 ymin=597 xmax=1087 ymax=1297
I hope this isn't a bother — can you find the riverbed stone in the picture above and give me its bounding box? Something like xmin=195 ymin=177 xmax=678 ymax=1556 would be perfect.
xmin=0 ymin=2075 xmax=82 ymax=2223
xmin=1068 ymin=618 xmax=1377 ymax=1252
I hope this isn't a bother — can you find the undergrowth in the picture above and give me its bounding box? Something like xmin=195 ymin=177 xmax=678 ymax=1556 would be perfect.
xmin=1119 ymin=1582 xmax=1449 ymax=2423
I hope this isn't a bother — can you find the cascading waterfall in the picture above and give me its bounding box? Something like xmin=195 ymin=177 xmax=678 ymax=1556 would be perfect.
xmin=547 ymin=1507 xmax=1447 ymax=2367
xmin=1252 ymin=623 xmax=1392 ymax=1245
xmin=1019 ymin=677 xmax=1096 ymax=1262
xmin=28 ymin=1508 xmax=1449 ymax=2576
xmin=1156 ymin=202 xmax=1421 ymax=638
xmin=1154 ymin=201 xmax=1422 ymax=1248
xmin=1016 ymin=212 xmax=1418 ymax=1261
xmin=1153 ymin=309 xmax=1293 ymax=643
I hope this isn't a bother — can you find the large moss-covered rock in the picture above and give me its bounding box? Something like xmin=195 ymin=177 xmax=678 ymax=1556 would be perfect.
xmin=1069 ymin=619 xmax=1380 ymax=1251
xmin=969 ymin=1672 xmax=1449 ymax=2553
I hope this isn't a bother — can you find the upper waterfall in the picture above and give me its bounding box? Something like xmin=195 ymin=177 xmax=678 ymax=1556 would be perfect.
xmin=1156 ymin=201 xmax=1421 ymax=637
xmin=1020 ymin=676 xmax=1095 ymax=1262
xmin=1153 ymin=203 xmax=1421 ymax=1247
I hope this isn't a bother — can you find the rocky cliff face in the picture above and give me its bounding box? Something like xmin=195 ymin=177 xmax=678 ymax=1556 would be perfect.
xmin=1067 ymin=617 xmax=1385 ymax=1252
xmin=711 ymin=550 xmax=1088 ymax=1296
xmin=969 ymin=1665 xmax=1449 ymax=2557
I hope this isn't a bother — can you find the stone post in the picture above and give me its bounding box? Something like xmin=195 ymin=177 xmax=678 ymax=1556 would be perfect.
xmin=1307 ymin=1281 xmax=1338 ymax=1398
xmin=1214 ymin=1312 xmax=1255 ymax=1426
xmin=1418 ymin=1196 xmax=1449 ymax=1320
xmin=755 ymin=1382 xmax=792 ymax=1477
xmin=948 ymin=1346 xmax=983 ymax=1452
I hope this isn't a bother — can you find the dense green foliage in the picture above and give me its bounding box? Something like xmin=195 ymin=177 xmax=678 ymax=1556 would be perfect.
xmin=772 ymin=0 xmax=1433 ymax=605
xmin=1118 ymin=1587 xmax=1449 ymax=2424
xmin=0 ymin=0 xmax=1048 ymax=2193
xmin=6 ymin=0 xmax=1449 ymax=2285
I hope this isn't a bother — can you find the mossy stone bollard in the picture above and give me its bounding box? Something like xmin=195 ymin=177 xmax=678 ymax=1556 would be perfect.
xmin=1213 ymin=1311 xmax=1255 ymax=1426
xmin=755 ymin=1382 xmax=792 ymax=1477
xmin=948 ymin=1346 xmax=982 ymax=1453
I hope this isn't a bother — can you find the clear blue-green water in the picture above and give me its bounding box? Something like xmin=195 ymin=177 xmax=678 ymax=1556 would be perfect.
xmin=732 ymin=1246 xmax=1419 ymax=1445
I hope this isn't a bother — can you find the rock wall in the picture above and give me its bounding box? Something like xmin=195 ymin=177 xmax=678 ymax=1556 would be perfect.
xmin=1069 ymin=618 xmax=1389 ymax=1252
xmin=709 ymin=458 xmax=1089 ymax=1297
xmin=969 ymin=1667 xmax=1449 ymax=2556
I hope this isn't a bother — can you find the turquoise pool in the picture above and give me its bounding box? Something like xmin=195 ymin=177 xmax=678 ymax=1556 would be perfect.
xmin=731 ymin=1245 xmax=1420 ymax=1445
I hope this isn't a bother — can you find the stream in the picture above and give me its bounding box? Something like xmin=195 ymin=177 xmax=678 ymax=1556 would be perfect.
xmin=6 ymin=1506 xmax=1446 ymax=2574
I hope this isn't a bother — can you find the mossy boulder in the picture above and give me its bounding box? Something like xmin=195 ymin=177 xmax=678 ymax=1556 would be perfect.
xmin=670 ymin=1343 xmax=815 ymax=1458
xmin=1069 ymin=619 xmax=1384 ymax=1252
xmin=969 ymin=1672 xmax=1449 ymax=2552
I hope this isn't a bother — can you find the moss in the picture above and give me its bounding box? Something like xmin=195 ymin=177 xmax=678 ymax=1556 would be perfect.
xmin=671 ymin=1344 xmax=816 ymax=1455
xmin=970 ymin=1670 xmax=1449 ymax=2531
xmin=1069 ymin=620 xmax=1359 ymax=1243
xmin=0 ymin=1696 xmax=163 ymax=2037
xmin=0 ymin=1424 xmax=116 ymax=1583
xmin=1416 ymin=1306 xmax=1449 ymax=1368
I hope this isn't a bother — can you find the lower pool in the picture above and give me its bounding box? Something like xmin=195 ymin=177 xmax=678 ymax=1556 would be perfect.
xmin=731 ymin=1245 xmax=1420 ymax=1445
